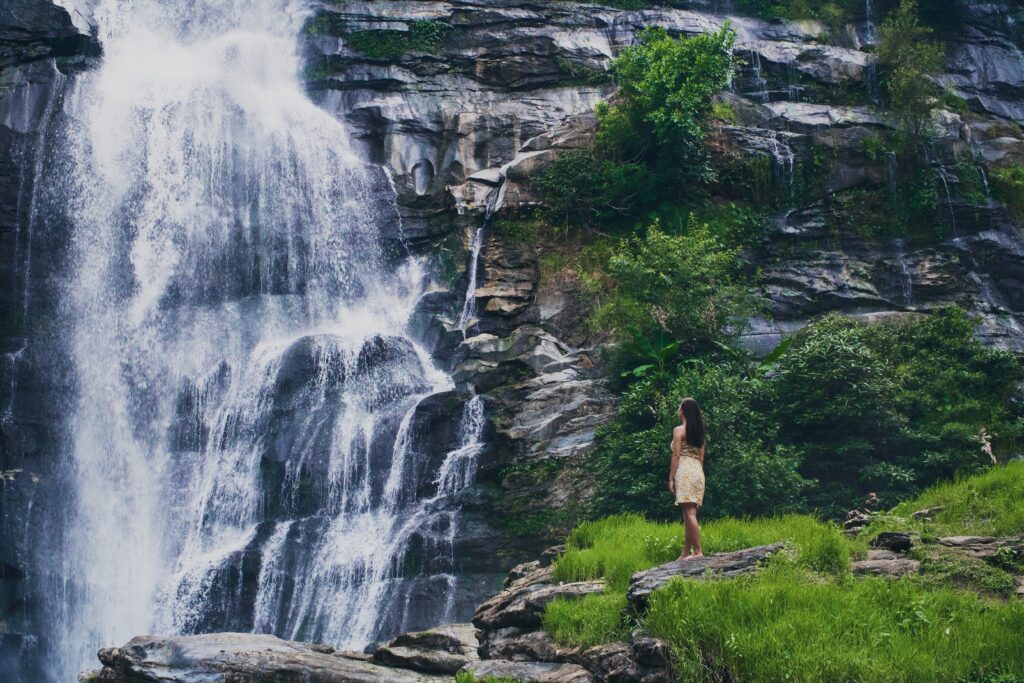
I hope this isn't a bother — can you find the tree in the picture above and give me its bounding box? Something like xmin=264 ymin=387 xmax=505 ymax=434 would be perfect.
xmin=877 ymin=0 xmax=945 ymax=154
xmin=600 ymin=26 xmax=736 ymax=190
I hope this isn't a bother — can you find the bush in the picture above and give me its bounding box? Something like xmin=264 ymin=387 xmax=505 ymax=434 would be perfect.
xmin=772 ymin=314 xmax=907 ymax=515
xmin=347 ymin=21 xmax=452 ymax=60
xmin=594 ymin=308 xmax=1022 ymax=521
xmin=991 ymin=163 xmax=1024 ymax=221
xmin=877 ymin=0 xmax=945 ymax=153
xmin=591 ymin=220 xmax=756 ymax=365
xmin=532 ymin=27 xmax=734 ymax=228
xmin=599 ymin=26 xmax=735 ymax=189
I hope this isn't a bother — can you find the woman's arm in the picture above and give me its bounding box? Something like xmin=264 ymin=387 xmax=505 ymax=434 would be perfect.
xmin=699 ymin=443 xmax=705 ymax=467
xmin=669 ymin=428 xmax=681 ymax=493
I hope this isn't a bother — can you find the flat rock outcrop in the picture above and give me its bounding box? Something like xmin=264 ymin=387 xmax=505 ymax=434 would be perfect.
xmin=83 ymin=633 xmax=448 ymax=683
xmin=626 ymin=543 xmax=785 ymax=612
xmin=372 ymin=623 xmax=480 ymax=674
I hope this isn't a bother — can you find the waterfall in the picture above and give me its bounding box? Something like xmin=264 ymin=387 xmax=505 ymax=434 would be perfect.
xmin=35 ymin=1 xmax=480 ymax=680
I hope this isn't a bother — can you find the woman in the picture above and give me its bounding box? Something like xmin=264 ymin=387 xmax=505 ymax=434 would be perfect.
xmin=668 ymin=397 xmax=705 ymax=560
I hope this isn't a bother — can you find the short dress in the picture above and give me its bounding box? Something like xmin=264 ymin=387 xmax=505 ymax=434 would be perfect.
xmin=674 ymin=442 xmax=705 ymax=507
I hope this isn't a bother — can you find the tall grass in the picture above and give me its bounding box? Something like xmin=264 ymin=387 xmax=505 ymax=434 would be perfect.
xmin=553 ymin=513 xmax=849 ymax=590
xmin=866 ymin=462 xmax=1024 ymax=538
xmin=646 ymin=562 xmax=1024 ymax=683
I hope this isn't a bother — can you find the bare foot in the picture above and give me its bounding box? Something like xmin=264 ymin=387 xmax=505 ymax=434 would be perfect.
xmin=677 ymin=552 xmax=691 ymax=562
xmin=690 ymin=552 xmax=704 ymax=560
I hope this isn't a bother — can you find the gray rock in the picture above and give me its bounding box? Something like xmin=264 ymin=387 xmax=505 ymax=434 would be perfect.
xmin=626 ymin=544 xmax=785 ymax=612
xmin=88 ymin=633 xmax=447 ymax=682
xmin=473 ymin=579 xmax=607 ymax=630
xmin=482 ymin=629 xmax=583 ymax=663
xmin=870 ymin=531 xmax=914 ymax=553
xmin=462 ymin=659 xmax=594 ymax=683
xmin=851 ymin=558 xmax=921 ymax=577
xmin=372 ymin=623 xmax=480 ymax=674
xmin=937 ymin=535 xmax=1024 ymax=560
xmin=911 ymin=506 xmax=945 ymax=521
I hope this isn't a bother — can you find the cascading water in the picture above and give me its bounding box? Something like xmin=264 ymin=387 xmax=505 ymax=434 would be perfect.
xmin=33 ymin=1 xmax=482 ymax=680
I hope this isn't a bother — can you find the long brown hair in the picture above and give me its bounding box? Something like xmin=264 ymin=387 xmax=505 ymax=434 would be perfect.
xmin=679 ymin=397 xmax=706 ymax=448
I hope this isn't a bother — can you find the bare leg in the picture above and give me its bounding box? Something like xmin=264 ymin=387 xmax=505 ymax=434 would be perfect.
xmin=682 ymin=504 xmax=702 ymax=559
xmin=678 ymin=507 xmax=691 ymax=561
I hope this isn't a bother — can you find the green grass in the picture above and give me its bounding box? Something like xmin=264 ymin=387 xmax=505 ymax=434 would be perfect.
xmin=646 ymin=562 xmax=1024 ymax=683
xmin=454 ymin=674 xmax=517 ymax=683
xmin=865 ymin=462 xmax=1024 ymax=538
xmin=552 ymin=513 xmax=849 ymax=591
xmin=542 ymin=593 xmax=629 ymax=647
xmin=542 ymin=465 xmax=1024 ymax=682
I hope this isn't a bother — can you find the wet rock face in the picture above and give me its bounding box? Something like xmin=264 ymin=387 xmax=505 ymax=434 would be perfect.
xmin=934 ymin=0 xmax=1024 ymax=122
xmin=302 ymin=0 xmax=872 ymax=244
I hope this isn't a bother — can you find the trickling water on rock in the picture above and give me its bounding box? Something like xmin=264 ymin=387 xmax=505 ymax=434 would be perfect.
xmin=32 ymin=1 xmax=482 ymax=680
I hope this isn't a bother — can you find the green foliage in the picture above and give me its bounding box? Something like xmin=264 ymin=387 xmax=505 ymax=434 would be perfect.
xmin=454 ymin=674 xmax=517 ymax=683
xmin=599 ymin=26 xmax=735 ymax=187
xmin=772 ymin=314 xmax=906 ymax=513
xmin=877 ymin=0 xmax=945 ymax=153
xmin=594 ymin=308 xmax=1022 ymax=521
xmin=991 ymin=163 xmax=1024 ymax=222
xmin=591 ymin=220 xmax=756 ymax=365
xmin=347 ymin=21 xmax=453 ymax=60
xmin=646 ymin=562 xmax=1024 ymax=683
xmin=543 ymin=593 xmax=629 ymax=647
xmin=531 ymin=151 xmax=654 ymax=227
xmin=735 ymin=0 xmax=859 ymax=30
xmin=592 ymin=360 xmax=808 ymax=520
xmin=773 ymin=310 xmax=1022 ymax=516
xmin=532 ymin=27 xmax=734 ymax=228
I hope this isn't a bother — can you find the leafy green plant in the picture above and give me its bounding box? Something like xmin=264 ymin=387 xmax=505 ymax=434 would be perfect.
xmin=590 ymin=219 xmax=756 ymax=365
xmin=347 ymin=20 xmax=453 ymax=60
xmin=991 ymin=163 xmax=1024 ymax=221
xmin=877 ymin=0 xmax=945 ymax=154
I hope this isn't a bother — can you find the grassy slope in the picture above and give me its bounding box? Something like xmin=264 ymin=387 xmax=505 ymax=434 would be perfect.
xmin=543 ymin=463 xmax=1024 ymax=683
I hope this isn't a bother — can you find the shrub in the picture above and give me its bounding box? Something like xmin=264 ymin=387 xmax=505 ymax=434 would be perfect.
xmin=591 ymin=220 xmax=756 ymax=363
xmin=991 ymin=163 xmax=1024 ymax=221
xmin=347 ymin=20 xmax=452 ymax=60
xmin=532 ymin=27 xmax=735 ymax=228
xmin=599 ymin=26 xmax=735 ymax=190
xmin=877 ymin=0 xmax=945 ymax=153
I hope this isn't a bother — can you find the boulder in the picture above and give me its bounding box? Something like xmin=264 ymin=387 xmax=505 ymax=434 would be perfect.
xmin=626 ymin=544 xmax=785 ymax=612
xmin=937 ymin=536 xmax=1024 ymax=560
xmin=870 ymin=531 xmax=914 ymax=553
xmin=372 ymin=623 xmax=479 ymax=674
xmin=481 ymin=628 xmax=583 ymax=663
xmin=461 ymin=659 xmax=594 ymax=683
xmin=851 ymin=557 xmax=921 ymax=577
xmin=911 ymin=506 xmax=945 ymax=521
xmin=86 ymin=633 xmax=447 ymax=682
xmin=473 ymin=579 xmax=607 ymax=630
